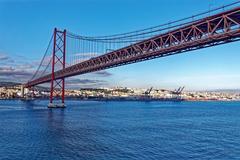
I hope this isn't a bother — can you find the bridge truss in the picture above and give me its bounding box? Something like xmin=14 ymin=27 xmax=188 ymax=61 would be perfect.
xmin=25 ymin=2 xmax=240 ymax=106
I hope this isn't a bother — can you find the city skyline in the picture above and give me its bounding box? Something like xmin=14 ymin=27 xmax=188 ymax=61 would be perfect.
xmin=1 ymin=0 xmax=240 ymax=90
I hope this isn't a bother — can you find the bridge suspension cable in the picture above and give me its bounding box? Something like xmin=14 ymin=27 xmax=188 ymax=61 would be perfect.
xmin=29 ymin=34 xmax=53 ymax=82
xmin=67 ymin=0 xmax=240 ymax=42
xmin=28 ymin=0 xmax=240 ymax=87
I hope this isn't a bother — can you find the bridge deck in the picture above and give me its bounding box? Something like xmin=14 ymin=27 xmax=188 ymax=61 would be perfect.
xmin=26 ymin=7 xmax=240 ymax=87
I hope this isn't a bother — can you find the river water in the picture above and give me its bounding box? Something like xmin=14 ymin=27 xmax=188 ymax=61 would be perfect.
xmin=0 ymin=100 xmax=239 ymax=160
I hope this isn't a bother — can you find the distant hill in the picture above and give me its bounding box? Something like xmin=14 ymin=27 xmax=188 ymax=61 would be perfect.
xmin=0 ymin=81 xmax=49 ymax=91
xmin=0 ymin=82 xmax=21 ymax=87
xmin=210 ymin=89 xmax=240 ymax=93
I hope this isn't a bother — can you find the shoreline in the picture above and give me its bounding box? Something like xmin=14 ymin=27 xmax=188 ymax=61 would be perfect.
xmin=1 ymin=97 xmax=240 ymax=102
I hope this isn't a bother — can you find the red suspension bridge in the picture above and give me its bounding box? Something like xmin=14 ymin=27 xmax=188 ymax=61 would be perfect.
xmin=24 ymin=2 xmax=240 ymax=107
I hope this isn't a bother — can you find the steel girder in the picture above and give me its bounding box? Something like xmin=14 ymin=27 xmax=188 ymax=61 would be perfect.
xmin=26 ymin=7 xmax=240 ymax=87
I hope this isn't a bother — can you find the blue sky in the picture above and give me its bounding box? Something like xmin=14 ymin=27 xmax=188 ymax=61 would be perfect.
xmin=0 ymin=0 xmax=240 ymax=90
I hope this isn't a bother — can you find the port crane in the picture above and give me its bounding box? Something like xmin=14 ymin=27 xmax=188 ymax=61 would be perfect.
xmin=171 ymin=86 xmax=185 ymax=100
xmin=157 ymin=86 xmax=185 ymax=100
xmin=158 ymin=86 xmax=185 ymax=94
xmin=144 ymin=87 xmax=153 ymax=96
xmin=172 ymin=87 xmax=185 ymax=95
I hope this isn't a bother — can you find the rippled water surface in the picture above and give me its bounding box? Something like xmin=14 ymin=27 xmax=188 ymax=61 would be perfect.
xmin=0 ymin=100 xmax=240 ymax=160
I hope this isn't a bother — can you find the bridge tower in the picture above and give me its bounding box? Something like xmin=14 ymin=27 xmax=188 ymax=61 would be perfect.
xmin=48 ymin=28 xmax=66 ymax=108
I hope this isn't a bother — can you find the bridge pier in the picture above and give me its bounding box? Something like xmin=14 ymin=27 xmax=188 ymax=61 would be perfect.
xmin=48 ymin=103 xmax=65 ymax=108
xmin=20 ymin=85 xmax=25 ymax=98
xmin=20 ymin=85 xmax=30 ymax=98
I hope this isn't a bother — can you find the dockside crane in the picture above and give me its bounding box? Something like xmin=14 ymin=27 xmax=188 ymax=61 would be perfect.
xmin=172 ymin=86 xmax=185 ymax=95
xmin=171 ymin=86 xmax=185 ymax=100
xmin=144 ymin=87 xmax=153 ymax=95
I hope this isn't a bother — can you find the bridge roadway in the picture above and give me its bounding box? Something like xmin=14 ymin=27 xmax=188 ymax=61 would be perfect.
xmin=25 ymin=7 xmax=240 ymax=87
